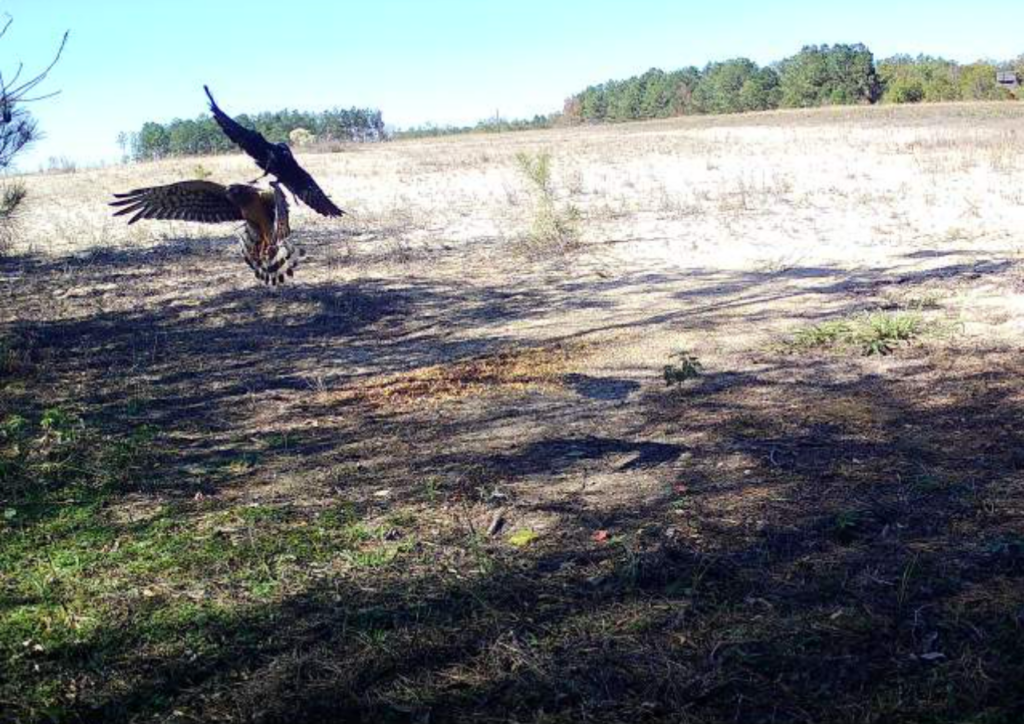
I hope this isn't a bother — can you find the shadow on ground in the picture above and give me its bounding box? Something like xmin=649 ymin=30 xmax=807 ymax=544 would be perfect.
xmin=2 ymin=241 xmax=1022 ymax=723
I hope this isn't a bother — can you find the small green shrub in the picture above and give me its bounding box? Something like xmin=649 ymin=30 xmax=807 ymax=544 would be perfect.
xmin=0 ymin=182 xmax=26 ymax=218
xmin=514 ymin=151 xmax=582 ymax=256
xmin=0 ymin=181 xmax=26 ymax=255
xmin=40 ymin=407 xmax=83 ymax=444
xmin=663 ymin=351 xmax=703 ymax=386
xmin=1 ymin=414 xmax=27 ymax=440
xmin=516 ymin=151 xmax=552 ymax=193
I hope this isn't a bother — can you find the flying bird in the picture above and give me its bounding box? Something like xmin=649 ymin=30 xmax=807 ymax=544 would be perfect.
xmin=204 ymin=85 xmax=345 ymax=217
xmin=109 ymin=180 xmax=300 ymax=285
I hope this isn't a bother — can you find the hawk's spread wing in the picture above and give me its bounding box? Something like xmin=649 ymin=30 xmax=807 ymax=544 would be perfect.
xmin=109 ymin=181 xmax=244 ymax=225
xmin=204 ymin=85 xmax=273 ymax=171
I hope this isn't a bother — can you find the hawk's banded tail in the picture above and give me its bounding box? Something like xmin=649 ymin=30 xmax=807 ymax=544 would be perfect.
xmin=240 ymin=237 xmax=304 ymax=286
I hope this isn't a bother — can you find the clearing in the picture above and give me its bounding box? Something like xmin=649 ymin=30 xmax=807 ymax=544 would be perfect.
xmin=2 ymin=102 xmax=1023 ymax=723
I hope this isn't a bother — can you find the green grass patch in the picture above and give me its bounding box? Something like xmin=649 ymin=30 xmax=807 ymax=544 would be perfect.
xmin=0 ymin=404 xmax=407 ymax=722
xmin=784 ymin=311 xmax=928 ymax=356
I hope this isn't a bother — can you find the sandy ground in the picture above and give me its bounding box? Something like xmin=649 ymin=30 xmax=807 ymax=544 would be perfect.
xmin=13 ymin=101 xmax=1024 ymax=363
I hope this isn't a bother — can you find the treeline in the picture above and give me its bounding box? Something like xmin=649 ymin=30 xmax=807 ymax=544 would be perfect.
xmin=877 ymin=56 xmax=1021 ymax=103
xmin=393 ymin=114 xmax=555 ymax=139
xmin=125 ymin=107 xmax=386 ymax=161
xmin=123 ymin=44 xmax=1024 ymax=159
xmin=564 ymin=45 xmax=1023 ymax=123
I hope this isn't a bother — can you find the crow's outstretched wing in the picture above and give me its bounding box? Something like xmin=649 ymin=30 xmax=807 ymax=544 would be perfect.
xmin=109 ymin=181 xmax=243 ymax=225
xmin=204 ymin=85 xmax=273 ymax=171
xmin=274 ymin=157 xmax=346 ymax=217
xmin=204 ymin=85 xmax=346 ymax=217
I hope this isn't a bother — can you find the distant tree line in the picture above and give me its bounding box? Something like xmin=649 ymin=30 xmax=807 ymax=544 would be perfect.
xmin=393 ymin=114 xmax=555 ymax=140
xmin=122 ymin=45 xmax=1024 ymax=159
xmin=563 ymin=45 xmax=1023 ymax=123
xmin=126 ymin=107 xmax=386 ymax=161
xmin=876 ymin=55 xmax=1023 ymax=103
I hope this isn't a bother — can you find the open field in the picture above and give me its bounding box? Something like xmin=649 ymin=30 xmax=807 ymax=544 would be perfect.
xmin=2 ymin=102 xmax=1024 ymax=723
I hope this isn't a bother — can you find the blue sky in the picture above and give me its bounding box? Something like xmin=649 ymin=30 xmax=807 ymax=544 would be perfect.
xmin=3 ymin=0 xmax=1021 ymax=171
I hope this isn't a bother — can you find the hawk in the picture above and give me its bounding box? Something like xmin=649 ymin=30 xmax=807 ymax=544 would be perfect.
xmin=109 ymin=180 xmax=300 ymax=285
xmin=204 ymin=85 xmax=345 ymax=217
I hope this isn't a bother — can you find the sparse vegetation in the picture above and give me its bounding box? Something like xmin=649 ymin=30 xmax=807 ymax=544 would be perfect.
xmin=0 ymin=180 xmax=26 ymax=254
xmin=44 ymin=155 xmax=77 ymax=174
xmin=831 ymin=508 xmax=866 ymax=544
xmin=514 ymin=151 xmax=582 ymax=256
xmin=663 ymin=350 xmax=703 ymax=386
xmin=786 ymin=311 xmax=927 ymax=356
xmin=857 ymin=311 xmax=926 ymax=355
xmin=790 ymin=319 xmax=854 ymax=349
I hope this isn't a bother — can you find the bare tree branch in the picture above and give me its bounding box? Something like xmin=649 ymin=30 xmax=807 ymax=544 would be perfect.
xmin=16 ymin=90 xmax=62 ymax=104
xmin=0 ymin=17 xmax=68 ymax=168
xmin=0 ymin=28 xmax=69 ymax=113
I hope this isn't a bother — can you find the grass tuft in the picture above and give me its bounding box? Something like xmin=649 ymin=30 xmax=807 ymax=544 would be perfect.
xmin=785 ymin=311 xmax=927 ymax=356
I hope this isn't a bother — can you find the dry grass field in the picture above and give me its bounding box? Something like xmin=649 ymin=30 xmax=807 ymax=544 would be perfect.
xmin=2 ymin=102 xmax=1024 ymax=723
